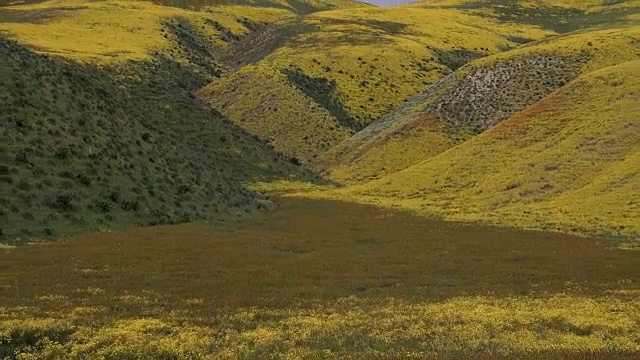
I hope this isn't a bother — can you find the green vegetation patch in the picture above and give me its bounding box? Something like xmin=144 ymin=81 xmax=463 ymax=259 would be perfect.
xmin=162 ymin=17 xmax=224 ymax=77
xmin=432 ymin=48 xmax=487 ymax=71
xmin=282 ymin=67 xmax=363 ymax=132
xmin=0 ymin=37 xmax=316 ymax=245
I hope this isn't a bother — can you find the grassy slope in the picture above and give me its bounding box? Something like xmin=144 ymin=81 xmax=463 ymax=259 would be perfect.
xmin=198 ymin=5 xmax=552 ymax=164
xmin=2 ymin=0 xmax=638 ymax=242
xmin=409 ymin=0 xmax=640 ymax=33
xmin=0 ymin=0 xmax=361 ymax=62
xmin=225 ymin=0 xmax=364 ymax=12
xmin=326 ymin=25 xmax=640 ymax=184
xmin=318 ymin=60 xmax=640 ymax=238
xmin=0 ymin=0 xmax=297 ymax=63
xmin=0 ymin=0 xmax=327 ymax=244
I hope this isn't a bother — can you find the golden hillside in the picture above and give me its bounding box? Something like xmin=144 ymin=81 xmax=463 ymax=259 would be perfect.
xmin=3 ymin=0 xmax=638 ymax=242
xmin=326 ymin=26 xmax=640 ymax=184
xmin=2 ymin=1 xmax=640 ymax=358
xmin=0 ymin=0 xmax=362 ymax=63
xmin=0 ymin=1 xmax=288 ymax=63
xmin=197 ymin=4 xmax=552 ymax=164
xmin=310 ymin=2 xmax=640 ymax=240
xmin=316 ymin=59 xmax=639 ymax=238
xmin=409 ymin=0 xmax=640 ymax=32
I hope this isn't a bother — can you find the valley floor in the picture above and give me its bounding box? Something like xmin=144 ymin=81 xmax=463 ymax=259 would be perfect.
xmin=2 ymin=198 xmax=639 ymax=358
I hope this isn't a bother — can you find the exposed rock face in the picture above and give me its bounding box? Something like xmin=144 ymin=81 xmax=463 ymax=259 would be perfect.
xmin=428 ymin=52 xmax=590 ymax=133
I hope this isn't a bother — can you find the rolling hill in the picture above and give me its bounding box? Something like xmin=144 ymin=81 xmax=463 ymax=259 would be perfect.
xmin=410 ymin=0 xmax=640 ymax=32
xmin=1 ymin=0 xmax=639 ymax=243
xmin=314 ymin=56 xmax=639 ymax=238
xmin=325 ymin=25 xmax=640 ymax=184
xmin=197 ymin=4 xmax=553 ymax=165
xmin=299 ymin=1 xmax=640 ymax=239
xmin=0 ymin=0 xmax=315 ymax=64
xmin=1 ymin=1 xmax=640 ymax=358
xmin=0 ymin=0 xmax=333 ymax=244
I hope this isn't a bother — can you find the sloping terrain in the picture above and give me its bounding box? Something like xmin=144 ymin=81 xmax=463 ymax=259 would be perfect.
xmin=326 ymin=25 xmax=640 ymax=183
xmin=0 ymin=0 xmax=299 ymax=63
xmin=0 ymin=0 xmax=363 ymax=63
xmin=198 ymin=5 xmax=552 ymax=164
xmin=1 ymin=1 xmax=640 ymax=357
xmin=324 ymin=0 xmax=640 ymax=183
xmin=152 ymin=0 xmax=364 ymax=13
xmin=319 ymin=60 xmax=640 ymax=238
xmin=410 ymin=0 xmax=640 ymax=33
xmin=0 ymin=1 xmax=324 ymax=244
xmin=1 ymin=0 xmax=638 ymax=243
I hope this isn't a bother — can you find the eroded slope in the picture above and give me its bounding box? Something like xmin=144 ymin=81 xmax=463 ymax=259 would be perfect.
xmin=326 ymin=26 xmax=640 ymax=184
xmin=320 ymin=60 xmax=640 ymax=238
xmin=198 ymin=5 xmax=553 ymax=164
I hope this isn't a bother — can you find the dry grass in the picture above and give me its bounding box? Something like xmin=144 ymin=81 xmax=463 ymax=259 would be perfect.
xmin=2 ymin=198 xmax=639 ymax=358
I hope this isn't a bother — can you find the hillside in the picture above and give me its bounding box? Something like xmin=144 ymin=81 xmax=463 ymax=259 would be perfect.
xmin=0 ymin=1 xmax=287 ymax=62
xmin=326 ymin=25 xmax=640 ymax=183
xmin=1 ymin=0 xmax=638 ymax=243
xmin=197 ymin=4 xmax=552 ymax=164
xmin=410 ymin=0 xmax=640 ymax=33
xmin=307 ymin=1 xmax=640 ymax=240
xmin=153 ymin=0 xmax=365 ymax=13
xmin=0 ymin=0 xmax=327 ymax=244
xmin=2 ymin=1 xmax=640 ymax=358
xmin=316 ymin=59 xmax=640 ymax=238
